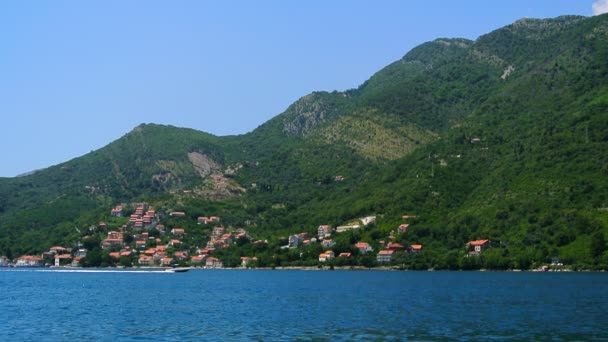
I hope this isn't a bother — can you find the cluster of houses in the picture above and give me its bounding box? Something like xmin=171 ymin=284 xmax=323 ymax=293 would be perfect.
xmin=287 ymin=215 xmax=490 ymax=264
xmin=0 ymin=207 xmax=494 ymax=269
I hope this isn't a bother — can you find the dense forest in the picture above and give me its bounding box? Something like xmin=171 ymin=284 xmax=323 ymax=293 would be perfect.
xmin=1 ymin=14 xmax=608 ymax=270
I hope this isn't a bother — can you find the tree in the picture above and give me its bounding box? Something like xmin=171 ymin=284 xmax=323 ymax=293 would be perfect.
xmin=590 ymin=232 xmax=606 ymax=259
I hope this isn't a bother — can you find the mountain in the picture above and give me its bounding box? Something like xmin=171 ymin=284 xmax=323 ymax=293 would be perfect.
xmin=1 ymin=14 xmax=608 ymax=268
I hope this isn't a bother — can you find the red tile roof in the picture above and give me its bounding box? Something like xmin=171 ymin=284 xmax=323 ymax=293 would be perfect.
xmin=378 ymin=249 xmax=394 ymax=255
xmin=468 ymin=239 xmax=489 ymax=246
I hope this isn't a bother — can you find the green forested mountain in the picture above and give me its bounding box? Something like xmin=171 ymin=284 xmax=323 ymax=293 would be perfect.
xmin=1 ymin=14 xmax=608 ymax=268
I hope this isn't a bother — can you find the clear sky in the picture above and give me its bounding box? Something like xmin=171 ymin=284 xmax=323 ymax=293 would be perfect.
xmin=0 ymin=1 xmax=603 ymax=177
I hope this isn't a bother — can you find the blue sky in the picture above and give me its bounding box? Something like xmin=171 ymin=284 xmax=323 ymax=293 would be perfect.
xmin=0 ymin=1 xmax=600 ymax=177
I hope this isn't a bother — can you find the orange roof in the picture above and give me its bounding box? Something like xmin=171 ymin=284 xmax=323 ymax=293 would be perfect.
xmin=388 ymin=243 xmax=405 ymax=249
xmin=468 ymin=239 xmax=489 ymax=246
xmin=109 ymin=252 xmax=121 ymax=259
xmin=410 ymin=244 xmax=423 ymax=250
xmin=378 ymin=249 xmax=394 ymax=255
xmin=20 ymin=255 xmax=43 ymax=261
xmin=356 ymin=242 xmax=370 ymax=248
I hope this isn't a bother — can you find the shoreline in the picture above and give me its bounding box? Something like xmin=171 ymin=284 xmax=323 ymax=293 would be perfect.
xmin=3 ymin=265 xmax=599 ymax=272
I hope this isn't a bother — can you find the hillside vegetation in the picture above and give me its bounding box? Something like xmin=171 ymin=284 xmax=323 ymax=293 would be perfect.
xmin=1 ymin=14 xmax=608 ymax=269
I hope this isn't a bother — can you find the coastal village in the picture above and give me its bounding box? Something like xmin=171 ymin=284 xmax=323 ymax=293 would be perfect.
xmin=0 ymin=201 xmax=513 ymax=270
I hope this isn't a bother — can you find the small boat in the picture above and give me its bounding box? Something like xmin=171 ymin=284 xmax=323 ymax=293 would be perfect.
xmin=165 ymin=267 xmax=191 ymax=273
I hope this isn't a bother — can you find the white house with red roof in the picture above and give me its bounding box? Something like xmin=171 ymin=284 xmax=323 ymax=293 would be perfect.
xmin=355 ymin=242 xmax=373 ymax=254
xmin=319 ymin=250 xmax=335 ymax=262
xmin=467 ymin=239 xmax=490 ymax=255
xmin=376 ymin=250 xmax=395 ymax=263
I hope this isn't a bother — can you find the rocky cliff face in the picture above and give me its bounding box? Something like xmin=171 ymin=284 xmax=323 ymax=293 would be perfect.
xmin=282 ymin=93 xmax=336 ymax=137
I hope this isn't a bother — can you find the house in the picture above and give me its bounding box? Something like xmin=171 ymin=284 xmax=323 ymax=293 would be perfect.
xmin=377 ymin=250 xmax=395 ymax=263
xmin=338 ymin=252 xmax=352 ymax=258
xmin=205 ymin=257 xmax=223 ymax=268
xmin=142 ymin=215 xmax=152 ymax=225
xmin=171 ymin=228 xmax=185 ymax=236
xmin=212 ymin=226 xmax=225 ymax=237
xmin=410 ymin=244 xmax=423 ymax=253
xmin=120 ymin=251 xmax=133 ymax=258
xmin=321 ymin=239 xmax=336 ymax=248
xmin=0 ymin=256 xmax=9 ymax=267
xmin=360 ymin=216 xmax=376 ymax=226
xmin=101 ymin=239 xmax=123 ymax=249
xmin=467 ymin=239 xmax=490 ymax=256
xmin=288 ymin=234 xmax=303 ymax=248
xmin=355 ymin=242 xmax=373 ymax=254
xmin=138 ymin=255 xmax=153 ymax=266
xmin=336 ymin=224 xmax=361 ymax=233
xmin=240 ymin=256 xmax=258 ymax=267
xmin=398 ymin=224 xmax=410 ymax=233
xmin=319 ymin=250 xmax=335 ymax=262
xmin=110 ymin=205 xmax=123 ymax=217
xmin=156 ymin=224 xmax=166 ymax=233
xmin=107 ymin=231 xmax=123 ymax=240
xmin=387 ymin=242 xmax=405 ymax=251
xmin=49 ymin=246 xmax=67 ymax=254
xmin=53 ymin=254 xmax=72 ymax=266
xmin=169 ymin=239 xmax=182 ymax=247
xmin=134 ymin=219 xmax=144 ymax=230
xmin=129 ymin=214 xmax=139 ymax=223
xmin=201 ymin=248 xmax=215 ymax=255
xmin=161 ymin=257 xmax=174 ymax=266
xmin=71 ymin=256 xmax=83 ymax=267
xmin=318 ymin=225 xmax=332 ymax=239
xmin=402 ymin=214 xmax=417 ymax=220
xmin=75 ymin=248 xmax=88 ymax=257
xmin=169 ymin=211 xmax=186 ymax=217
xmin=153 ymin=252 xmax=166 ymax=262
xmin=376 ymin=249 xmax=395 ymax=262
xmin=173 ymin=252 xmax=187 ymax=261
xmin=198 ymin=216 xmax=220 ymax=224
xmin=15 ymin=255 xmax=44 ymax=267
xmin=191 ymin=255 xmax=206 ymax=264
xmin=135 ymin=240 xmax=146 ymax=249
xmin=109 ymin=252 xmax=121 ymax=259
xmin=220 ymin=233 xmax=233 ymax=244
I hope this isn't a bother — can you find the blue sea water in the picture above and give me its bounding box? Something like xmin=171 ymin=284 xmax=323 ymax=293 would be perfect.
xmin=1 ymin=269 xmax=607 ymax=341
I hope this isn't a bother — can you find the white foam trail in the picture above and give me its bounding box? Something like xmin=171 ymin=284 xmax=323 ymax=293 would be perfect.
xmin=6 ymin=268 xmax=172 ymax=274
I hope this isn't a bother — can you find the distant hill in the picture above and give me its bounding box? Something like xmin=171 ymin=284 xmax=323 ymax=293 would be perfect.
xmin=1 ymin=14 xmax=608 ymax=268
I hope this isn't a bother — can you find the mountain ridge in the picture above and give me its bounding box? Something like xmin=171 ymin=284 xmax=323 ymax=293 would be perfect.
xmin=1 ymin=14 xmax=608 ymax=269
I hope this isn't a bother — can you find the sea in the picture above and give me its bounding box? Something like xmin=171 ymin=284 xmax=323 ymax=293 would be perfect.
xmin=1 ymin=269 xmax=607 ymax=341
